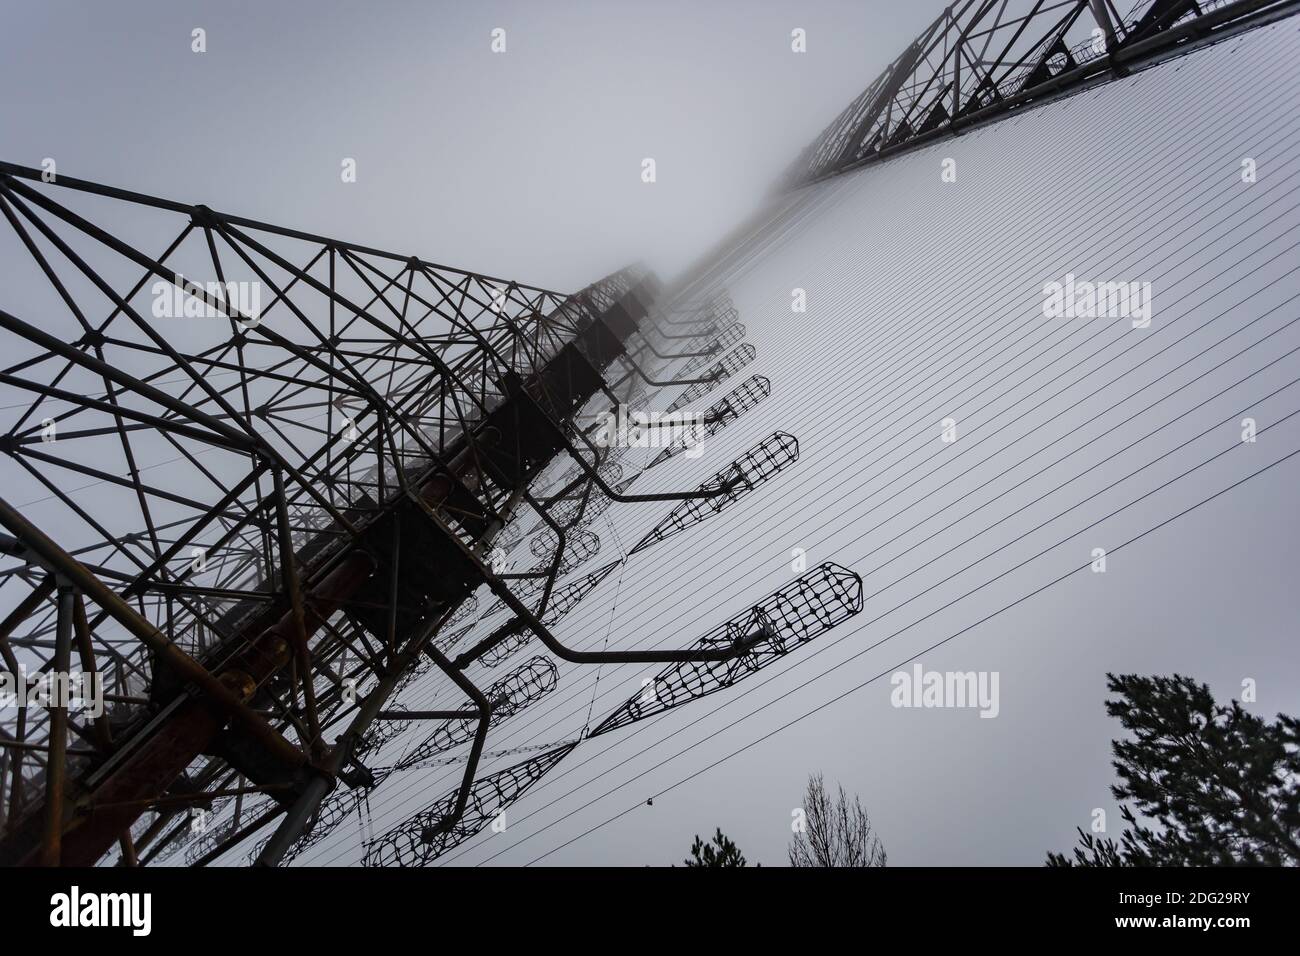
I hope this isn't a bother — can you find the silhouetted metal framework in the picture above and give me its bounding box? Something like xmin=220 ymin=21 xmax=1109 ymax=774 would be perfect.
xmin=481 ymin=561 xmax=622 ymax=668
xmin=630 ymin=432 xmax=801 ymax=555
xmin=538 ymin=561 xmax=622 ymax=624
xmin=360 ymin=564 xmax=863 ymax=864
xmin=245 ymin=761 xmax=404 ymax=866
xmin=513 ymin=460 xmax=643 ymax=560
xmin=677 ymin=323 xmax=747 ymax=377
xmin=179 ymin=791 xmax=279 ymax=866
xmin=0 ymin=163 xmax=769 ymax=867
xmin=591 ymin=563 xmax=865 ymax=736
xmin=396 ymin=656 xmax=559 ymax=770
xmin=783 ymin=0 xmax=1300 ymax=188
xmin=537 ymin=460 xmax=625 ymax=507
xmin=358 ymin=564 xmax=863 ymax=866
xmin=649 ymin=307 xmax=737 ymax=353
xmin=665 ymin=344 xmax=757 ymax=413
xmin=362 ymin=741 xmax=577 ymax=867
xmin=528 ymin=526 xmax=601 ymax=565
xmin=500 ymin=529 xmax=602 ymax=603
xmin=477 ymin=428 xmax=803 ymax=668
xmin=647 ymin=375 xmax=772 ymax=470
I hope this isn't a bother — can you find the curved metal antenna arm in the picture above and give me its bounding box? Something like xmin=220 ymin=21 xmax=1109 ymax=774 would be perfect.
xmin=483 ymin=565 xmax=768 ymax=665
xmin=646 ymin=322 xmax=718 ymax=341
xmin=554 ymin=427 xmax=739 ymax=505
xmin=404 ymin=491 xmax=763 ymax=667
xmin=616 ymin=351 xmax=721 ymax=387
xmin=420 ymin=646 xmax=492 ymax=836
xmin=630 ymin=337 xmax=718 ymax=361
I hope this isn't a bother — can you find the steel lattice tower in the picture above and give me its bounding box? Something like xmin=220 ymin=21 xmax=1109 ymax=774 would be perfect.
xmin=0 ymin=163 xmax=766 ymax=866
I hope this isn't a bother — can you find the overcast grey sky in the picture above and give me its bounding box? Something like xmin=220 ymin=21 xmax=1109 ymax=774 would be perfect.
xmin=0 ymin=0 xmax=935 ymax=289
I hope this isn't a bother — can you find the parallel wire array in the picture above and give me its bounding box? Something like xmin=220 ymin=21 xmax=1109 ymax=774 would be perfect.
xmin=527 ymin=527 xmax=602 ymax=566
xmin=248 ymin=764 xmax=401 ymax=866
xmin=520 ymin=460 xmax=631 ymax=539
xmin=97 ymin=274 xmax=792 ymax=864
xmin=479 ymin=530 xmax=604 ymax=617
xmin=481 ymin=561 xmax=623 ymax=668
xmin=0 ymin=156 xmax=729 ymax=865
xmin=6 ymin=3 xmax=1290 ymax=870
xmin=269 ymin=285 xmax=819 ymax=863
xmin=396 ymin=656 xmax=560 ymax=770
xmin=677 ymin=323 xmax=748 ymax=376
xmin=182 ymin=794 xmax=276 ymax=866
xmin=361 ymin=742 xmax=578 ymax=867
xmin=385 ymin=20 xmax=1300 ymax=868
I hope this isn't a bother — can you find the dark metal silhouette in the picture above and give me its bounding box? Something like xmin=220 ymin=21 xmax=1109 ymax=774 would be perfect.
xmin=678 ymin=323 xmax=747 ymax=376
xmin=591 ymin=563 xmax=864 ymax=736
xmin=665 ymin=344 xmax=757 ymax=412
xmin=480 ymin=561 xmax=622 ymax=668
xmin=783 ymin=0 xmax=1300 ymax=188
xmin=362 ymin=741 xmax=578 ymax=867
xmin=647 ymin=375 xmax=772 ymax=470
xmin=630 ymin=432 xmax=800 ymax=555
xmin=396 ymin=656 xmax=559 ymax=770
xmin=0 ymin=163 xmax=766 ymax=867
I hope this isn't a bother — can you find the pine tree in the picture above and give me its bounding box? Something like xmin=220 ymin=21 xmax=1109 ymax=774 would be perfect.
xmin=682 ymin=828 xmax=752 ymax=867
xmin=1048 ymin=673 xmax=1300 ymax=866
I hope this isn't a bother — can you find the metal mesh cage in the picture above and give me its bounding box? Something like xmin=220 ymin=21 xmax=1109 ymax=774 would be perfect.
xmin=396 ymin=656 xmax=559 ymax=770
xmin=631 ymin=432 xmax=799 ymax=555
xmin=665 ymin=343 xmax=757 ymax=412
xmin=647 ymin=375 xmax=771 ymax=470
xmin=591 ymin=563 xmax=863 ymax=736
xmin=362 ymin=742 xmax=577 ymax=867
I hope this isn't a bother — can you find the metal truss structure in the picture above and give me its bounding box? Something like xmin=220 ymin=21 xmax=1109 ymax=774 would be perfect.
xmin=360 ymin=562 xmax=864 ymax=866
xmin=630 ymin=432 xmax=801 ymax=555
xmin=0 ymin=162 xmax=774 ymax=867
xmin=677 ymin=322 xmax=747 ymax=377
xmin=782 ymin=0 xmax=1300 ymax=188
xmin=361 ymin=741 xmax=578 ymax=867
xmin=480 ymin=561 xmax=622 ymax=668
xmin=665 ymin=344 xmax=757 ymax=412
xmin=527 ymin=525 xmax=602 ymax=565
xmin=646 ymin=375 xmax=772 ymax=470
xmin=472 ymin=428 xmax=805 ymax=675
xmin=395 ymin=656 xmax=559 ymax=771
xmin=9 ymin=0 xmax=1290 ymax=877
